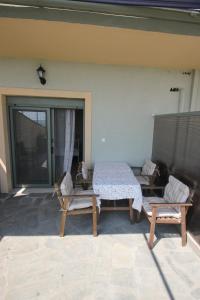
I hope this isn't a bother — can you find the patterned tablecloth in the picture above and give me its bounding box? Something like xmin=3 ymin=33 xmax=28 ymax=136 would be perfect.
xmin=93 ymin=162 xmax=143 ymax=212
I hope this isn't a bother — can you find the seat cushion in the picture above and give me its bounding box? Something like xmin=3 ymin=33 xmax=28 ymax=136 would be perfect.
xmin=141 ymin=160 xmax=156 ymax=176
xmin=136 ymin=175 xmax=150 ymax=185
xmin=68 ymin=188 xmax=101 ymax=211
xmin=143 ymin=197 xmax=181 ymax=218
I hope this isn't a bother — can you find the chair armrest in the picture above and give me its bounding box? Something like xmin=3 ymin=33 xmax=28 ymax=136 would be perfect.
xmin=150 ymin=202 xmax=192 ymax=208
xmin=131 ymin=166 xmax=142 ymax=170
xmin=140 ymin=174 xmax=152 ymax=178
xmin=63 ymin=193 xmax=99 ymax=199
xmin=138 ymin=174 xmax=161 ymax=187
xmin=142 ymin=185 xmax=165 ymax=190
xmin=140 ymin=174 xmax=154 ymax=182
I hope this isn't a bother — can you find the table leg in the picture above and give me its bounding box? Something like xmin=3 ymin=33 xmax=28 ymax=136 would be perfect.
xmin=129 ymin=199 xmax=134 ymax=224
xmin=136 ymin=211 xmax=141 ymax=223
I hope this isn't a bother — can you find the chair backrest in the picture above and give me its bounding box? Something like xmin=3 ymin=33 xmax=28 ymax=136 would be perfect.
xmin=76 ymin=161 xmax=88 ymax=180
xmin=60 ymin=172 xmax=73 ymax=195
xmin=164 ymin=175 xmax=190 ymax=203
xmin=54 ymin=172 xmax=73 ymax=210
xmin=81 ymin=161 xmax=88 ymax=180
xmin=141 ymin=160 xmax=157 ymax=176
xmin=54 ymin=172 xmax=65 ymax=208
xmin=170 ymin=172 xmax=197 ymax=201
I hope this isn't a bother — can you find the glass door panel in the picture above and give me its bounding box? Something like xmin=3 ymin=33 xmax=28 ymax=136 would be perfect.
xmin=10 ymin=108 xmax=51 ymax=187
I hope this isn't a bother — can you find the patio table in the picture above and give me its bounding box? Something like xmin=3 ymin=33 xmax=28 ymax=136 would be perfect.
xmin=93 ymin=162 xmax=143 ymax=212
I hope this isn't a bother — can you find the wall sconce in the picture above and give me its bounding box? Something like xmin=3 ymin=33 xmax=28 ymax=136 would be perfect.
xmin=36 ymin=65 xmax=46 ymax=85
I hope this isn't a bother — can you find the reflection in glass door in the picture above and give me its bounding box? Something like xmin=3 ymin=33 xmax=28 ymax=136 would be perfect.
xmin=10 ymin=108 xmax=51 ymax=187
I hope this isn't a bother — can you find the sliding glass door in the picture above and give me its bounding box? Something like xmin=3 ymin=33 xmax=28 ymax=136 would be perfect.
xmin=10 ymin=107 xmax=51 ymax=187
xmin=8 ymin=97 xmax=84 ymax=188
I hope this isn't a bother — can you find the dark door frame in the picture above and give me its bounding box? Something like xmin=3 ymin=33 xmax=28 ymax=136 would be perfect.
xmin=9 ymin=106 xmax=52 ymax=188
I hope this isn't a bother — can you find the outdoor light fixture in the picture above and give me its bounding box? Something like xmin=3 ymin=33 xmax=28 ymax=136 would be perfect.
xmin=36 ymin=65 xmax=46 ymax=85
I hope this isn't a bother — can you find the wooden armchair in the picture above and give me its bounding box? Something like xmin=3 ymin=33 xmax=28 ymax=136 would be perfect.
xmin=54 ymin=172 xmax=99 ymax=237
xmin=143 ymin=175 xmax=195 ymax=248
xmin=75 ymin=161 xmax=93 ymax=189
xmin=132 ymin=160 xmax=160 ymax=193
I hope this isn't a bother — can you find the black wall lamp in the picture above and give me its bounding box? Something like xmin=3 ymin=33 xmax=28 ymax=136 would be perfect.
xmin=36 ymin=65 xmax=46 ymax=85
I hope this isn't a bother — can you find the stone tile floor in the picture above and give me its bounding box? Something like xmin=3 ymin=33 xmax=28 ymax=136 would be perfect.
xmin=0 ymin=193 xmax=200 ymax=300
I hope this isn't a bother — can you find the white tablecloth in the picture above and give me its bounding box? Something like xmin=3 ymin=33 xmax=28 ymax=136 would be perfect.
xmin=93 ymin=162 xmax=143 ymax=212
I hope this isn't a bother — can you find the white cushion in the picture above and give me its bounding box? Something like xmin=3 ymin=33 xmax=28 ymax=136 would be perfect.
xmin=68 ymin=197 xmax=101 ymax=211
xmin=164 ymin=175 xmax=189 ymax=204
xmin=143 ymin=176 xmax=189 ymax=218
xmin=136 ymin=175 xmax=150 ymax=185
xmin=141 ymin=160 xmax=156 ymax=176
xmin=60 ymin=173 xmax=73 ymax=209
xmin=81 ymin=161 xmax=88 ymax=180
xmin=68 ymin=189 xmax=101 ymax=211
xmin=60 ymin=179 xmax=100 ymax=211
xmin=143 ymin=197 xmax=181 ymax=218
xmin=60 ymin=173 xmax=73 ymax=196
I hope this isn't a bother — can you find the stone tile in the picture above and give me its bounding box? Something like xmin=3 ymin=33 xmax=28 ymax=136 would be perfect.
xmin=191 ymin=288 xmax=200 ymax=300
xmin=1 ymin=194 xmax=200 ymax=300
xmin=111 ymin=243 xmax=134 ymax=269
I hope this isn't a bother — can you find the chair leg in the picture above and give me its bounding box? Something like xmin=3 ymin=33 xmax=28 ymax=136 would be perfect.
xmin=92 ymin=208 xmax=97 ymax=237
xmin=149 ymin=208 xmax=157 ymax=249
xmin=60 ymin=211 xmax=67 ymax=237
xmin=180 ymin=207 xmax=187 ymax=246
xmin=92 ymin=196 xmax=97 ymax=237
xmin=129 ymin=199 xmax=134 ymax=223
xmin=96 ymin=206 xmax=100 ymax=224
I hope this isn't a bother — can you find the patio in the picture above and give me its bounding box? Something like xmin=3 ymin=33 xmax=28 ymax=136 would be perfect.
xmin=1 ymin=192 xmax=200 ymax=300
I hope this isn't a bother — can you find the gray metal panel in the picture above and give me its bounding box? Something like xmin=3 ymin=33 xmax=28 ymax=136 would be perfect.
xmin=7 ymin=96 xmax=85 ymax=109
xmin=73 ymin=0 xmax=200 ymax=9
xmin=152 ymin=112 xmax=200 ymax=245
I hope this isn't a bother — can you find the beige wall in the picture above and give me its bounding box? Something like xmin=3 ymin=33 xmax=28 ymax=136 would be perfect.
xmin=1 ymin=18 xmax=200 ymax=192
xmin=0 ymin=18 xmax=200 ymax=191
xmin=0 ymin=58 xmax=197 ymax=193
xmin=0 ymin=94 xmax=12 ymax=192
xmin=0 ymin=18 xmax=200 ymax=69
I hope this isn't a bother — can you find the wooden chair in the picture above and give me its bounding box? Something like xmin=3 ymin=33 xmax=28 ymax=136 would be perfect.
xmin=75 ymin=161 xmax=93 ymax=189
xmin=132 ymin=160 xmax=160 ymax=194
xmin=143 ymin=160 xmax=170 ymax=197
xmin=54 ymin=172 xmax=99 ymax=237
xmin=142 ymin=175 xmax=196 ymax=248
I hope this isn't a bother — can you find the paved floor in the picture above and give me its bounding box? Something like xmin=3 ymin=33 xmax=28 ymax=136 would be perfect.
xmin=0 ymin=193 xmax=200 ymax=300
